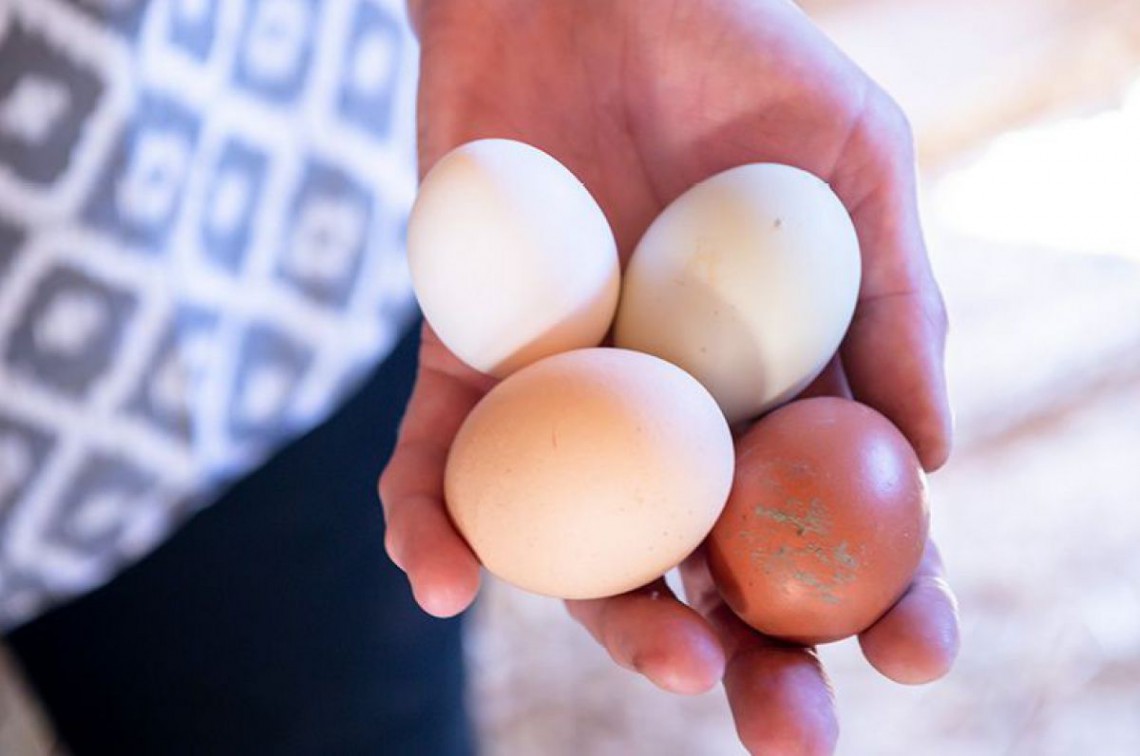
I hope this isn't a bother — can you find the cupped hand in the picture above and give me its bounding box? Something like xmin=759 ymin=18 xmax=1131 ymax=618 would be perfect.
xmin=381 ymin=1 xmax=959 ymax=752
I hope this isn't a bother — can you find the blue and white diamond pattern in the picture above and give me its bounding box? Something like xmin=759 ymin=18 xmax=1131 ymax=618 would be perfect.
xmin=165 ymin=0 xmax=219 ymax=61
xmin=233 ymin=0 xmax=317 ymax=103
xmin=279 ymin=159 xmax=372 ymax=307
xmin=5 ymin=264 xmax=139 ymax=400
xmin=0 ymin=2 xmax=132 ymax=223
xmin=0 ymin=218 xmax=23 ymax=280
xmin=62 ymin=0 xmax=151 ymax=37
xmin=0 ymin=0 xmax=418 ymax=628
xmin=0 ymin=415 xmax=54 ymax=513
xmin=0 ymin=73 xmax=72 ymax=146
xmin=125 ymin=306 xmax=219 ymax=443
xmin=338 ymin=0 xmax=403 ymax=138
xmin=83 ymin=92 xmax=201 ymax=252
xmin=200 ymin=138 xmax=268 ymax=272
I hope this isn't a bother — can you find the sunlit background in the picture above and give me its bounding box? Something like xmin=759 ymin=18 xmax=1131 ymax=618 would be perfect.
xmin=3 ymin=0 xmax=1139 ymax=754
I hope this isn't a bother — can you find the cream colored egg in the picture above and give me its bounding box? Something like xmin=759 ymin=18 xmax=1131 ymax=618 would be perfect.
xmin=444 ymin=348 xmax=734 ymax=600
xmin=614 ymin=163 xmax=861 ymax=424
xmin=408 ymin=139 xmax=620 ymax=378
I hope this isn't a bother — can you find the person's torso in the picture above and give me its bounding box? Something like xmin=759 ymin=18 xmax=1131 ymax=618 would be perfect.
xmin=0 ymin=0 xmax=419 ymax=628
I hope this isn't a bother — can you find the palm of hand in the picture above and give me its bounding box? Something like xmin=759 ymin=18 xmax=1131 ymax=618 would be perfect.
xmin=385 ymin=2 xmax=959 ymax=753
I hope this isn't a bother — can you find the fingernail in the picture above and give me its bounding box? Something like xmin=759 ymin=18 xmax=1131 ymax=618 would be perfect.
xmin=414 ymin=582 xmax=470 ymax=618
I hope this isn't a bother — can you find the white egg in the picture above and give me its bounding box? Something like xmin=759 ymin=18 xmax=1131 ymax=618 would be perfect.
xmin=408 ymin=139 xmax=620 ymax=378
xmin=614 ymin=163 xmax=861 ymax=424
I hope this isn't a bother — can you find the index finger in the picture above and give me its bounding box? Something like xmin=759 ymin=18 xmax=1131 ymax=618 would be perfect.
xmin=829 ymin=91 xmax=952 ymax=471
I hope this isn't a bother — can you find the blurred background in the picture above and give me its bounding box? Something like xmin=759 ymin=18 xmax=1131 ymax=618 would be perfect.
xmin=4 ymin=0 xmax=1140 ymax=753
xmin=462 ymin=0 xmax=1140 ymax=753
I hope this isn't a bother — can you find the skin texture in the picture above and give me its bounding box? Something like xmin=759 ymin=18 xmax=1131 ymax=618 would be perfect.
xmin=382 ymin=1 xmax=961 ymax=753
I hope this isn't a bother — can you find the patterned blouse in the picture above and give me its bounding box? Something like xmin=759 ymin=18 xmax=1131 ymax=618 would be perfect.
xmin=0 ymin=0 xmax=419 ymax=628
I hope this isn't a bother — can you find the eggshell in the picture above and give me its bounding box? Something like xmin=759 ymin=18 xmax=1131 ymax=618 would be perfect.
xmin=408 ymin=139 xmax=620 ymax=378
xmin=707 ymin=397 xmax=929 ymax=645
xmin=613 ymin=163 xmax=860 ymax=423
xmin=445 ymin=348 xmax=734 ymax=600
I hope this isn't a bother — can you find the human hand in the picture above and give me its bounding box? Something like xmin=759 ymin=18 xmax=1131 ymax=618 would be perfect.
xmin=381 ymin=1 xmax=959 ymax=752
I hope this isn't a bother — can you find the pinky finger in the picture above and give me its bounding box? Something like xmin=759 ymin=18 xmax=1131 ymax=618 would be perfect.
xmin=858 ymin=539 xmax=960 ymax=684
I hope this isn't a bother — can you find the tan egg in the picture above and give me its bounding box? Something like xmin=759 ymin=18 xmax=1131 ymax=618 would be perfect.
xmin=445 ymin=348 xmax=734 ymax=600
xmin=408 ymin=138 xmax=620 ymax=378
xmin=614 ymin=163 xmax=861 ymax=424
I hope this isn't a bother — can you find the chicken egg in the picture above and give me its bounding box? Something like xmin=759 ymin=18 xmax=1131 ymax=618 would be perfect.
xmin=614 ymin=163 xmax=861 ymax=423
xmin=408 ymin=139 xmax=620 ymax=378
xmin=445 ymin=348 xmax=734 ymax=600
xmin=707 ymin=397 xmax=929 ymax=645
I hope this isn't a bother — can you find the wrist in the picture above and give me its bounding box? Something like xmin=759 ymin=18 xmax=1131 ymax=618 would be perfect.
xmin=409 ymin=0 xmax=567 ymax=41
xmin=406 ymin=0 xmax=427 ymax=36
xmin=408 ymin=0 xmax=494 ymax=36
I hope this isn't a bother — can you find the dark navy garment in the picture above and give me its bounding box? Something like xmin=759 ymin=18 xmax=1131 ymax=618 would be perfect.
xmin=6 ymin=321 xmax=473 ymax=756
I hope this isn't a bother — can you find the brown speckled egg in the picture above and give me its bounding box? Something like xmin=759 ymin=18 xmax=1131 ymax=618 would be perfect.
xmin=707 ymin=397 xmax=929 ymax=645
